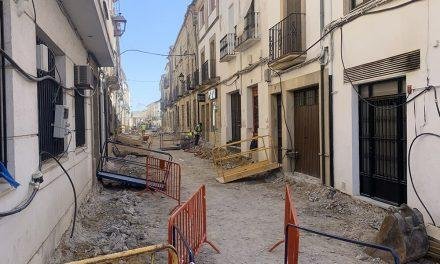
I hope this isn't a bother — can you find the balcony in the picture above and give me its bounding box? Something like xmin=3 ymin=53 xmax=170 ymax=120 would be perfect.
xmin=220 ymin=33 xmax=236 ymax=62
xmin=202 ymin=61 xmax=209 ymax=84
xmin=193 ymin=69 xmax=200 ymax=88
xmin=210 ymin=59 xmax=217 ymax=79
xmin=235 ymin=12 xmax=260 ymax=52
xmin=201 ymin=60 xmax=218 ymax=85
xmin=186 ymin=75 xmax=193 ymax=91
xmin=269 ymin=13 xmax=306 ymax=70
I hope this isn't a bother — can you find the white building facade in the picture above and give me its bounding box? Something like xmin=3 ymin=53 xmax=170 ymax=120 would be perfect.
xmin=0 ymin=1 xmax=118 ymax=263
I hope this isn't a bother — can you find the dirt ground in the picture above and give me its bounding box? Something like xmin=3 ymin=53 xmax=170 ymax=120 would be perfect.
xmin=50 ymin=138 xmax=436 ymax=264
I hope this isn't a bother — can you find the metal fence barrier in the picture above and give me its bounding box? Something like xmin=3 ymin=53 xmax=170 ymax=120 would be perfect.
xmin=168 ymin=185 xmax=220 ymax=264
xmin=146 ymin=155 xmax=181 ymax=213
xmin=270 ymin=185 xmax=401 ymax=264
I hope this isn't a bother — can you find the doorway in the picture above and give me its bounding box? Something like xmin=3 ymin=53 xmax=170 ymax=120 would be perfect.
xmin=293 ymin=87 xmax=320 ymax=178
xmin=251 ymin=86 xmax=259 ymax=135
xmin=359 ymin=78 xmax=407 ymax=205
xmin=230 ymin=92 xmax=241 ymax=142
xmin=276 ymin=94 xmax=283 ymax=163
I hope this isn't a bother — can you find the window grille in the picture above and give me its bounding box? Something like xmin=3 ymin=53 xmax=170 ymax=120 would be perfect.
xmin=37 ymin=38 xmax=64 ymax=161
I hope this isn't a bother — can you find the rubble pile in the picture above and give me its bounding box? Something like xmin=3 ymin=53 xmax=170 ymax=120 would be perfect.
xmin=50 ymin=188 xmax=170 ymax=263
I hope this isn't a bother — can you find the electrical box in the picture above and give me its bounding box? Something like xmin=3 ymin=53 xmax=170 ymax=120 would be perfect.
xmin=36 ymin=44 xmax=49 ymax=72
xmin=74 ymin=65 xmax=95 ymax=89
xmin=53 ymin=105 xmax=69 ymax=139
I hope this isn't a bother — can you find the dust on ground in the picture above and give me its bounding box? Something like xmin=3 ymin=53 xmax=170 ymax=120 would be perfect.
xmin=50 ymin=139 xmax=435 ymax=264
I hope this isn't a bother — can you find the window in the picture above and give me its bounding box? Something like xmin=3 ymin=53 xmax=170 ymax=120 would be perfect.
xmin=37 ymin=39 xmax=64 ymax=161
xmin=351 ymin=0 xmax=371 ymax=9
xmin=210 ymin=0 xmax=216 ymax=13
xmin=199 ymin=5 xmax=205 ymax=26
xmin=75 ymin=89 xmax=86 ymax=147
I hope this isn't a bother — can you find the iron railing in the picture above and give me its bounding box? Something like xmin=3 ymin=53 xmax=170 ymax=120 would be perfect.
xmin=209 ymin=59 xmax=216 ymax=79
xmin=202 ymin=61 xmax=209 ymax=84
xmin=220 ymin=33 xmax=236 ymax=59
xmin=236 ymin=12 xmax=259 ymax=48
xmin=193 ymin=69 xmax=199 ymax=87
xmin=186 ymin=75 xmax=192 ymax=91
xmin=269 ymin=13 xmax=305 ymax=62
xmin=37 ymin=39 xmax=64 ymax=161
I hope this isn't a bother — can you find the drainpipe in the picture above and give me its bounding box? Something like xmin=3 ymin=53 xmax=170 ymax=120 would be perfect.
xmin=320 ymin=0 xmax=327 ymax=186
xmin=0 ymin=1 xmax=7 ymax=166
xmin=329 ymin=75 xmax=335 ymax=187
xmin=320 ymin=65 xmax=326 ymax=186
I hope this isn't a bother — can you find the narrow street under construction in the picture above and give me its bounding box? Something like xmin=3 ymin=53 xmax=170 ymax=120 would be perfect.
xmin=49 ymin=136 xmax=434 ymax=263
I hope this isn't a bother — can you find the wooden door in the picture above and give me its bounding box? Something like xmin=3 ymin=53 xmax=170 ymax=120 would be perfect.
xmin=294 ymin=87 xmax=320 ymax=178
xmin=230 ymin=92 xmax=241 ymax=142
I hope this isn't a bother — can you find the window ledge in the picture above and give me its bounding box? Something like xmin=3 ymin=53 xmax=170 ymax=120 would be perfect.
xmin=0 ymin=184 xmax=14 ymax=198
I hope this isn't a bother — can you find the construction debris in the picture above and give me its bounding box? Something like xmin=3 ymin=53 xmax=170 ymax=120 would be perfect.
xmin=367 ymin=205 xmax=429 ymax=263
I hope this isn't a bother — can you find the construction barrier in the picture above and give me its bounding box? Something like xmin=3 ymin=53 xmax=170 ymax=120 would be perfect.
xmin=97 ymin=140 xmax=174 ymax=189
xmin=168 ymin=185 xmax=220 ymax=264
xmin=268 ymin=184 xmax=299 ymax=263
xmin=160 ymin=132 xmax=192 ymax=151
xmin=269 ymin=185 xmax=401 ymax=264
xmin=66 ymin=244 xmax=179 ymax=264
xmin=212 ymin=135 xmax=280 ymax=183
xmin=146 ymin=155 xmax=181 ymax=212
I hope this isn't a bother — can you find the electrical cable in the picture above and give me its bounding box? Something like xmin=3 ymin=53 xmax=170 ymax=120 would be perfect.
xmin=120 ymin=49 xmax=195 ymax=57
xmin=268 ymin=66 xmax=294 ymax=168
xmin=39 ymin=151 xmax=77 ymax=238
xmin=0 ymin=47 xmax=58 ymax=83
xmin=340 ymin=27 xmax=430 ymax=110
xmin=407 ymin=132 xmax=440 ymax=226
xmin=31 ymin=0 xmax=37 ymax=23
xmin=0 ymin=181 xmax=40 ymax=217
xmin=433 ymin=85 xmax=440 ymax=118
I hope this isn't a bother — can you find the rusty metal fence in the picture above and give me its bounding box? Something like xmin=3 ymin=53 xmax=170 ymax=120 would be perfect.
xmin=146 ymin=155 xmax=181 ymax=212
xmin=168 ymin=185 xmax=220 ymax=264
xmin=270 ymin=185 xmax=401 ymax=264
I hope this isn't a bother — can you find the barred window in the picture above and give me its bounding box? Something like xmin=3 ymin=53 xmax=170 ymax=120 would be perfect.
xmin=37 ymin=39 xmax=64 ymax=161
xmin=75 ymin=89 xmax=86 ymax=147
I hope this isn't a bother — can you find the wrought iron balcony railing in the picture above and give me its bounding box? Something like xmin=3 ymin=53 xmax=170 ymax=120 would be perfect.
xmin=220 ymin=33 xmax=236 ymax=61
xmin=202 ymin=61 xmax=209 ymax=84
xmin=193 ymin=69 xmax=199 ymax=87
xmin=269 ymin=13 xmax=305 ymax=63
xmin=209 ymin=59 xmax=216 ymax=79
xmin=235 ymin=12 xmax=260 ymax=51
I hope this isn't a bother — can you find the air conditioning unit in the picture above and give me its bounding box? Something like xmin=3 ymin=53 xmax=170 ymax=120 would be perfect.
xmin=36 ymin=44 xmax=49 ymax=72
xmin=74 ymin=65 xmax=95 ymax=89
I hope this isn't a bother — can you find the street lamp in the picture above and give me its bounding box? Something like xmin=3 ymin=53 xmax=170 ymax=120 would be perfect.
xmin=112 ymin=13 xmax=127 ymax=37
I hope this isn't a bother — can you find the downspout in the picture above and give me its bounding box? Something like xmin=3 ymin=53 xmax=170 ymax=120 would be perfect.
xmin=320 ymin=0 xmax=326 ymax=185
xmin=0 ymin=1 xmax=7 ymax=166
xmin=320 ymin=65 xmax=326 ymax=186
xmin=329 ymin=75 xmax=334 ymax=187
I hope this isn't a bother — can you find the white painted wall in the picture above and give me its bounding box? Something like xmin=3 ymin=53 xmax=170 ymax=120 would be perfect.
xmin=329 ymin=0 xmax=440 ymax=224
xmin=0 ymin=0 xmax=114 ymax=263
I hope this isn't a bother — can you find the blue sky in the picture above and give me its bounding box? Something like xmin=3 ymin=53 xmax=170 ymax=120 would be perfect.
xmin=119 ymin=1 xmax=192 ymax=111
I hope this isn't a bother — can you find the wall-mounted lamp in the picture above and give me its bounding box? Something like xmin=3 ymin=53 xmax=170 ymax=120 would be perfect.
xmin=112 ymin=13 xmax=127 ymax=37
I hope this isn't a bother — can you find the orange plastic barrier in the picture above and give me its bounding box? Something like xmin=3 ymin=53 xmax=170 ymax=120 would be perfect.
xmin=146 ymin=156 xmax=181 ymax=212
xmin=168 ymin=185 xmax=220 ymax=264
xmin=269 ymin=184 xmax=300 ymax=264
